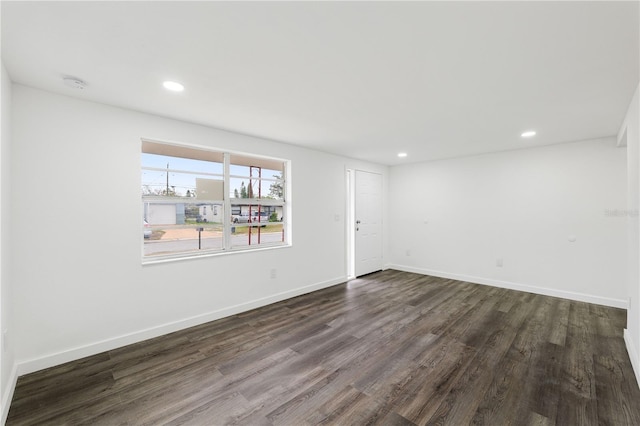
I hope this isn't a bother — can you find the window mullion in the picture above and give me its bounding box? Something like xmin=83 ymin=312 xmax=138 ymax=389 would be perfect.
xmin=223 ymin=152 xmax=231 ymax=251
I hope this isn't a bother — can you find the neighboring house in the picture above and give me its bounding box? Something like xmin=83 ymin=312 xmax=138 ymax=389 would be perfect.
xmin=198 ymin=204 xmax=223 ymax=223
xmin=144 ymin=202 xmax=225 ymax=225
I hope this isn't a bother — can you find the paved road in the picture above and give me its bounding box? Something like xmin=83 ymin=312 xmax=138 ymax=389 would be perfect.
xmin=144 ymin=232 xmax=283 ymax=256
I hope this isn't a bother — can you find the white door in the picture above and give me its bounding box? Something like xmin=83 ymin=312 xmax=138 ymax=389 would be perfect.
xmin=355 ymin=170 xmax=382 ymax=277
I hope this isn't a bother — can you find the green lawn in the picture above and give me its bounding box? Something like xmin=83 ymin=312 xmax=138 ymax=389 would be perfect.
xmin=231 ymin=224 xmax=283 ymax=235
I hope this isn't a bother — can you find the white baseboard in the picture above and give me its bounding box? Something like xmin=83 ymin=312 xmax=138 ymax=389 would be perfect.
xmin=389 ymin=264 xmax=628 ymax=309
xmin=1 ymin=362 xmax=18 ymax=425
xmin=17 ymin=276 xmax=347 ymax=376
xmin=624 ymin=329 xmax=640 ymax=389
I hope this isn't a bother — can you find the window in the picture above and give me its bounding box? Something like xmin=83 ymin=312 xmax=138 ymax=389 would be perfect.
xmin=142 ymin=140 xmax=288 ymax=261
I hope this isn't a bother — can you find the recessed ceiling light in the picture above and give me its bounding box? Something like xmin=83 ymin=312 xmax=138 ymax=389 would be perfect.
xmin=398 ymin=152 xmax=408 ymax=158
xmin=163 ymin=81 xmax=184 ymax=92
xmin=521 ymin=130 xmax=536 ymax=138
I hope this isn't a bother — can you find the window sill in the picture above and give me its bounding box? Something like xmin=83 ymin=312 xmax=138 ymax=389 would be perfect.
xmin=142 ymin=242 xmax=291 ymax=266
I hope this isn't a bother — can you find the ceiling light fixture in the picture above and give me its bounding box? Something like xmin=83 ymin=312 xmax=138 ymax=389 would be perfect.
xmin=163 ymin=81 xmax=184 ymax=92
xmin=398 ymin=152 xmax=408 ymax=158
xmin=521 ymin=130 xmax=536 ymax=138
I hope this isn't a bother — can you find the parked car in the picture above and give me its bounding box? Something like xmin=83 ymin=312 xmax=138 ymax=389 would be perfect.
xmin=232 ymin=211 xmax=267 ymax=226
xmin=143 ymin=220 xmax=152 ymax=238
xmin=232 ymin=212 xmax=252 ymax=223
xmin=254 ymin=211 xmax=270 ymax=222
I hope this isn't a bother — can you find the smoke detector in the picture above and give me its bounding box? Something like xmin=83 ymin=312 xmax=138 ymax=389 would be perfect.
xmin=63 ymin=77 xmax=87 ymax=90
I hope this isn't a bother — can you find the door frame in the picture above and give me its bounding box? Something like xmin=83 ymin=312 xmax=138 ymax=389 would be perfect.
xmin=346 ymin=168 xmax=355 ymax=279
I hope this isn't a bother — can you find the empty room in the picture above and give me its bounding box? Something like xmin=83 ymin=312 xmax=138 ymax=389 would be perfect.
xmin=1 ymin=1 xmax=640 ymax=425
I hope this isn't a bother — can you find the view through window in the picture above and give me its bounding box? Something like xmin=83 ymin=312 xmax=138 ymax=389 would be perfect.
xmin=142 ymin=141 xmax=287 ymax=260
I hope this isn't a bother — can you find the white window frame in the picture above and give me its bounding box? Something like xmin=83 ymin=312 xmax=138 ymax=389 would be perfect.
xmin=142 ymin=139 xmax=290 ymax=264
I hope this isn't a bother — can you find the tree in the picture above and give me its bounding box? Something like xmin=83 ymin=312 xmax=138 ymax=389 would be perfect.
xmin=269 ymin=173 xmax=283 ymax=199
xmin=141 ymin=185 xmax=175 ymax=196
xmin=240 ymin=181 xmax=248 ymax=198
xmin=234 ymin=188 xmax=240 ymax=198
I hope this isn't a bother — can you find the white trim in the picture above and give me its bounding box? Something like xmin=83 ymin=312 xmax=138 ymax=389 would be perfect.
xmin=389 ymin=264 xmax=628 ymax=309
xmin=345 ymin=168 xmax=355 ymax=280
xmin=16 ymin=276 xmax=347 ymax=376
xmin=624 ymin=329 xmax=640 ymax=389
xmin=142 ymin=242 xmax=291 ymax=266
xmin=1 ymin=362 xmax=18 ymax=425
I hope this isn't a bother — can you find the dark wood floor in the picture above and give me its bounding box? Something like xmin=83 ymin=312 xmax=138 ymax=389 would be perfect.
xmin=7 ymin=270 xmax=640 ymax=425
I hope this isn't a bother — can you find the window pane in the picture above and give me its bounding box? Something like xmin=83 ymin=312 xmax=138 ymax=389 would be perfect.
xmin=229 ymin=177 xmax=284 ymax=200
xmin=142 ymin=170 xmax=223 ymax=199
xmin=143 ymin=202 xmax=224 ymax=257
xmin=263 ymin=177 xmax=284 ymax=201
xmin=230 ymin=154 xmax=284 ymax=175
xmin=142 ymin=152 xmax=223 ymax=199
xmin=229 ymin=164 xmax=252 ymax=178
xmin=230 ymin=222 xmax=285 ymax=249
xmin=229 ymin=177 xmax=268 ymax=200
xmin=230 ymin=205 xmax=282 ymax=223
xmin=230 ymin=204 xmax=284 ymax=248
xmin=142 ymin=153 xmax=223 ymax=175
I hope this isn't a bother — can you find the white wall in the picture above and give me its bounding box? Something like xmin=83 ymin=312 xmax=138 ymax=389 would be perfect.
xmin=389 ymin=139 xmax=628 ymax=307
xmin=621 ymin=84 xmax=640 ymax=384
xmin=0 ymin=61 xmax=15 ymax=423
xmin=10 ymin=85 xmax=387 ymax=373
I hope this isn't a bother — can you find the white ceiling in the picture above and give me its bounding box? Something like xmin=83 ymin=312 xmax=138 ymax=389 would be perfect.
xmin=2 ymin=1 xmax=638 ymax=165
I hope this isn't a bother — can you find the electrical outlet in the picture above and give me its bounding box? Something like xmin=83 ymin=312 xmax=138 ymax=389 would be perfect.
xmin=270 ymin=268 xmax=277 ymax=279
xmin=406 ymin=250 xmax=411 ymax=257
xmin=496 ymin=258 xmax=503 ymax=267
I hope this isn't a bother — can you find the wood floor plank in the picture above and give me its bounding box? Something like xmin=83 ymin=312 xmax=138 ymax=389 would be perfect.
xmin=424 ymin=329 xmax=519 ymax=425
xmin=304 ymin=385 xmax=387 ymax=425
xmin=527 ymin=341 xmax=564 ymax=422
xmin=7 ymin=270 xmax=640 ymax=425
xmin=163 ymin=392 xmax=251 ymax=426
xmin=556 ymin=301 xmax=599 ymax=426
xmin=264 ymin=369 xmax=347 ymax=424
xmin=470 ymin=354 xmax=531 ymax=425
xmin=393 ymin=336 xmax=478 ymax=424
xmin=594 ymin=352 xmax=640 ymax=425
xmin=548 ymin=298 xmax=570 ymax=346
